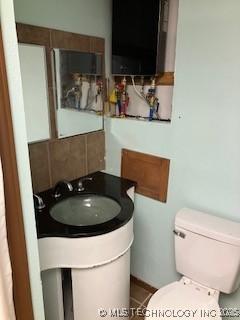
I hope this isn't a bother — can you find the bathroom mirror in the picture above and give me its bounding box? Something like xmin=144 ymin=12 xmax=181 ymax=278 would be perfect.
xmin=18 ymin=43 xmax=51 ymax=143
xmin=54 ymin=49 xmax=104 ymax=138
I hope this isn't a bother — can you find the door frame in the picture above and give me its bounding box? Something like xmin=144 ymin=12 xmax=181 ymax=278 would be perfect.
xmin=0 ymin=29 xmax=34 ymax=320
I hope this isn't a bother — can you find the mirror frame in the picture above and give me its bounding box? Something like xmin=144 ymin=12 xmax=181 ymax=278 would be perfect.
xmin=16 ymin=23 xmax=105 ymax=140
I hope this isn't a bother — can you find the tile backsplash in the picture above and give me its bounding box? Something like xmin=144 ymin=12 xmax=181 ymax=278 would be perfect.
xmin=29 ymin=131 xmax=105 ymax=193
xmin=29 ymin=141 xmax=51 ymax=192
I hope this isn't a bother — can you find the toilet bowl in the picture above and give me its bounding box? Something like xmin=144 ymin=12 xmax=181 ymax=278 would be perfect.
xmin=146 ymin=277 xmax=221 ymax=320
xmin=145 ymin=208 xmax=240 ymax=320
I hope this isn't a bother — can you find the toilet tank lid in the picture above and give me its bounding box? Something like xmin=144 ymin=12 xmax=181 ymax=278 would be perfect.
xmin=175 ymin=208 xmax=240 ymax=246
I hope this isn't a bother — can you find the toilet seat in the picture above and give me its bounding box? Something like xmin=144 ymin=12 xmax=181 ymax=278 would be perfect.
xmin=145 ymin=277 xmax=221 ymax=320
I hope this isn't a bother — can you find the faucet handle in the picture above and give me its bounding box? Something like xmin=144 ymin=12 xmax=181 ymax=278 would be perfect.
xmin=33 ymin=194 xmax=45 ymax=211
xmin=76 ymin=177 xmax=93 ymax=192
xmin=53 ymin=180 xmax=73 ymax=198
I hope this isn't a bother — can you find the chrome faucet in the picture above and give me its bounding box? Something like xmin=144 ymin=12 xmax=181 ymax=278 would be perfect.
xmin=33 ymin=194 xmax=45 ymax=210
xmin=53 ymin=180 xmax=73 ymax=198
xmin=76 ymin=177 xmax=93 ymax=192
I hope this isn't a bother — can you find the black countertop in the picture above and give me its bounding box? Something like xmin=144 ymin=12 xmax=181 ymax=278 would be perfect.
xmin=36 ymin=172 xmax=135 ymax=238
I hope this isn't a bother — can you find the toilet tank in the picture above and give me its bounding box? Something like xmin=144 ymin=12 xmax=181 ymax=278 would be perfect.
xmin=174 ymin=208 xmax=240 ymax=294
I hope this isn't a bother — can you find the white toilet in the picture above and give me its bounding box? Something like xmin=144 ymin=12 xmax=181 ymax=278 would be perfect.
xmin=145 ymin=208 xmax=240 ymax=320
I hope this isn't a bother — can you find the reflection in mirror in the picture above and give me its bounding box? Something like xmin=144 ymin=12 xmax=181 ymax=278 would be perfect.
xmin=54 ymin=49 xmax=104 ymax=138
xmin=60 ymin=50 xmax=102 ymax=76
xmin=18 ymin=43 xmax=50 ymax=143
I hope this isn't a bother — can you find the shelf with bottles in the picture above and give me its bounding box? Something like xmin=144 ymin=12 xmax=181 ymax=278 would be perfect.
xmin=107 ymin=73 xmax=174 ymax=122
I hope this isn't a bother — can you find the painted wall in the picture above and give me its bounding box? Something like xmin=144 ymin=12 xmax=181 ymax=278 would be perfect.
xmin=105 ymin=0 xmax=240 ymax=312
xmin=13 ymin=0 xmax=112 ymax=76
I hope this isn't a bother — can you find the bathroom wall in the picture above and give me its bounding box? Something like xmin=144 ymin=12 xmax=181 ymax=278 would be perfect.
xmin=16 ymin=22 xmax=106 ymax=193
xmin=13 ymin=0 xmax=240 ymax=312
xmin=14 ymin=0 xmax=177 ymax=121
xmin=13 ymin=2 xmax=111 ymax=180
xmin=13 ymin=0 xmax=112 ymax=76
xmin=106 ymin=0 xmax=240 ymax=311
xmin=29 ymin=131 xmax=105 ymax=193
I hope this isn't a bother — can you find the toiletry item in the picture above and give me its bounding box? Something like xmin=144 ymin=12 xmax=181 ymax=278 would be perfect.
xmin=115 ymin=82 xmax=124 ymax=115
xmin=109 ymin=88 xmax=117 ymax=104
xmin=120 ymin=77 xmax=129 ymax=116
xmin=109 ymin=78 xmax=129 ymax=117
xmin=146 ymin=78 xmax=159 ymax=121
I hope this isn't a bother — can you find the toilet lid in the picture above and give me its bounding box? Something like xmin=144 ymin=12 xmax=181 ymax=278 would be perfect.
xmin=146 ymin=280 xmax=221 ymax=320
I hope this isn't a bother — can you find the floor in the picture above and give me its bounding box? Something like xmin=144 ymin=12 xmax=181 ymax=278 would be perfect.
xmin=130 ymin=279 xmax=154 ymax=319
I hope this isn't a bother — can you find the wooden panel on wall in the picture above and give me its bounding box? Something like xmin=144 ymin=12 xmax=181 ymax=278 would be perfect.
xmin=121 ymin=149 xmax=170 ymax=203
xmin=114 ymin=72 xmax=174 ymax=86
xmin=16 ymin=23 xmax=50 ymax=47
xmin=90 ymin=37 xmax=105 ymax=53
xmin=17 ymin=23 xmax=105 ymax=54
xmin=51 ymin=29 xmax=90 ymax=52
xmin=156 ymin=72 xmax=174 ymax=86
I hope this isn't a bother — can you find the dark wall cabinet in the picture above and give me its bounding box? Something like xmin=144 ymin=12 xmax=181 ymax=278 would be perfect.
xmin=112 ymin=0 xmax=169 ymax=75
